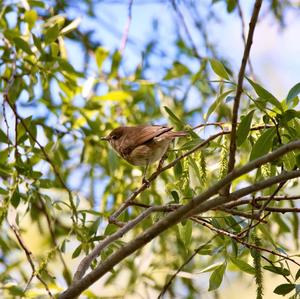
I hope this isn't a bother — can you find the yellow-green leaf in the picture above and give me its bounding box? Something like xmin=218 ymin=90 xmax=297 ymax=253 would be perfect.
xmin=93 ymin=91 xmax=132 ymax=102
xmin=210 ymin=59 xmax=230 ymax=80
xmin=95 ymin=47 xmax=109 ymax=71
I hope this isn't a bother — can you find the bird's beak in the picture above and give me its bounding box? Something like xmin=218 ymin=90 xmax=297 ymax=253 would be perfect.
xmin=100 ymin=136 xmax=109 ymax=141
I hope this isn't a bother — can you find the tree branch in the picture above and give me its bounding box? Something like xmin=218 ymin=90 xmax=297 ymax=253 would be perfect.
xmin=59 ymin=140 xmax=300 ymax=299
xmin=119 ymin=0 xmax=134 ymax=54
xmin=227 ymin=0 xmax=263 ymax=183
xmin=9 ymin=224 xmax=54 ymax=298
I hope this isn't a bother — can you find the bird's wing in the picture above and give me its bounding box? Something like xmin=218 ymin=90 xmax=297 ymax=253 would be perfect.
xmin=120 ymin=125 xmax=172 ymax=154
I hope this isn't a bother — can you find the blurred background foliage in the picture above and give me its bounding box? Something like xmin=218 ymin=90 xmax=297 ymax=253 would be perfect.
xmin=0 ymin=0 xmax=300 ymax=298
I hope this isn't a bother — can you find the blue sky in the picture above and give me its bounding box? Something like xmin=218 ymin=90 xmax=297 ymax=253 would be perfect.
xmin=65 ymin=1 xmax=300 ymax=100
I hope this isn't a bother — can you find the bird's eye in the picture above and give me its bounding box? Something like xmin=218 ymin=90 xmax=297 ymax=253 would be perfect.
xmin=111 ymin=135 xmax=117 ymax=140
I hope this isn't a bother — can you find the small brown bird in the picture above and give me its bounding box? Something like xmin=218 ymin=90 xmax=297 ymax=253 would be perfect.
xmin=101 ymin=125 xmax=187 ymax=182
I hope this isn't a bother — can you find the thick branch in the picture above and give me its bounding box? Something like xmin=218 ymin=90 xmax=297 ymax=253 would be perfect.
xmin=73 ymin=205 xmax=171 ymax=281
xmin=59 ymin=141 xmax=300 ymax=299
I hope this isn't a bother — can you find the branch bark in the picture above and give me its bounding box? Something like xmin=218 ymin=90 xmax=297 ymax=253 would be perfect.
xmin=59 ymin=140 xmax=300 ymax=299
xmin=227 ymin=0 xmax=263 ymax=184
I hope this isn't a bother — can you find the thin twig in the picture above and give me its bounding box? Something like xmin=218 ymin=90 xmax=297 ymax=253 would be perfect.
xmin=227 ymin=0 xmax=263 ymax=188
xmin=237 ymin=0 xmax=255 ymax=76
xmin=119 ymin=0 xmax=134 ymax=54
xmin=73 ymin=205 xmax=171 ymax=281
xmin=38 ymin=195 xmax=70 ymax=280
xmin=109 ymin=124 xmax=272 ymax=224
xmin=157 ymin=235 xmax=218 ymax=298
xmin=2 ymin=53 xmax=77 ymax=220
xmin=221 ymin=195 xmax=300 ymax=209
xmin=170 ymin=0 xmax=202 ymax=59
xmin=192 ymin=218 xmax=300 ymax=266
xmin=237 ymin=181 xmax=285 ymax=238
xmin=109 ymin=130 xmax=229 ymax=224
xmin=59 ymin=142 xmax=300 ymax=299
xmin=9 ymin=224 xmax=54 ymax=298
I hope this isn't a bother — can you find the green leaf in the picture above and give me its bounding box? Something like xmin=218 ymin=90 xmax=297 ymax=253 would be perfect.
xmin=44 ymin=15 xmax=65 ymax=28
xmin=296 ymin=268 xmax=300 ymax=281
xmin=72 ymin=244 xmax=82 ymax=259
xmin=58 ymin=58 xmax=83 ymax=76
xmin=227 ymin=0 xmax=237 ymax=12
xmin=109 ymin=50 xmax=122 ymax=79
xmin=0 ymin=187 xmax=8 ymax=195
xmin=174 ymin=160 xmax=183 ymax=179
xmin=286 ymin=82 xmax=300 ymax=102
xmin=236 ymin=110 xmax=255 ymax=146
xmin=249 ymin=127 xmax=276 ymax=160
xmin=44 ymin=24 xmax=60 ymax=44
xmin=8 ymin=285 xmax=24 ymax=296
xmin=210 ymin=59 xmax=230 ymax=80
xmin=205 ymin=89 xmax=234 ymax=121
xmin=13 ymin=37 xmax=34 ymax=55
xmin=182 ymin=220 xmax=192 ymax=246
xmin=230 ymin=257 xmax=255 ymax=274
xmin=104 ymin=223 xmax=118 ymax=235
xmin=208 ymin=263 xmax=226 ymax=291
xmin=24 ymin=10 xmax=38 ymax=28
xmin=0 ymin=129 xmax=9 ymax=144
xmin=93 ymin=91 xmax=132 ymax=102
xmin=11 ymin=187 xmax=20 ymax=208
xmin=95 ymin=47 xmax=109 ymax=71
xmin=33 ymin=34 xmax=43 ymax=52
xmin=200 ymin=262 xmax=224 ymax=273
xmin=164 ymin=61 xmax=191 ymax=80
xmin=171 ymin=190 xmax=179 ymax=203
xmin=39 ymin=179 xmax=55 ymax=188
xmin=164 ymin=106 xmax=185 ymax=126
xmin=273 ymin=283 xmax=295 ymax=295
xmin=247 ymin=78 xmax=283 ymax=111
xmin=263 ymin=265 xmax=290 ymax=276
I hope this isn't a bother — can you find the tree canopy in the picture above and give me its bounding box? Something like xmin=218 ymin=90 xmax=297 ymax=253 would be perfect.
xmin=0 ymin=0 xmax=300 ymax=298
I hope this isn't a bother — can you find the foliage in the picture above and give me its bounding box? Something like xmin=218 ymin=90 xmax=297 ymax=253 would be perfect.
xmin=0 ymin=0 xmax=299 ymax=298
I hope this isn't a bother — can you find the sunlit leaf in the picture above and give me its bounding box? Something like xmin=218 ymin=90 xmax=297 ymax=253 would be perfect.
xmin=206 ymin=89 xmax=234 ymax=120
xmin=210 ymin=59 xmax=230 ymax=80
xmin=44 ymin=24 xmax=60 ymax=44
xmin=247 ymin=78 xmax=283 ymax=111
xmin=95 ymin=47 xmax=109 ymax=71
xmin=230 ymin=257 xmax=255 ymax=274
xmin=164 ymin=106 xmax=185 ymax=126
xmin=61 ymin=17 xmax=81 ymax=34
xmin=24 ymin=10 xmax=38 ymax=28
xmin=93 ymin=90 xmax=132 ymax=102
xmin=13 ymin=37 xmax=34 ymax=55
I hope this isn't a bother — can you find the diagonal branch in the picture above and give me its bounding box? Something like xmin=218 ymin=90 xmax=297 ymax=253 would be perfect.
xmin=59 ymin=140 xmax=300 ymax=299
xmin=109 ymin=124 xmax=273 ymax=224
xmin=73 ymin=205 xmax=171 ymax=281
xmin=9 ymin=224 xmax=54 ymax=298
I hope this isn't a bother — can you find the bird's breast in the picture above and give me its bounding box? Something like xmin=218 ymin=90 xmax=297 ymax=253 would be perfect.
xmin=123 ymin=139 xmax=171 ymax=166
